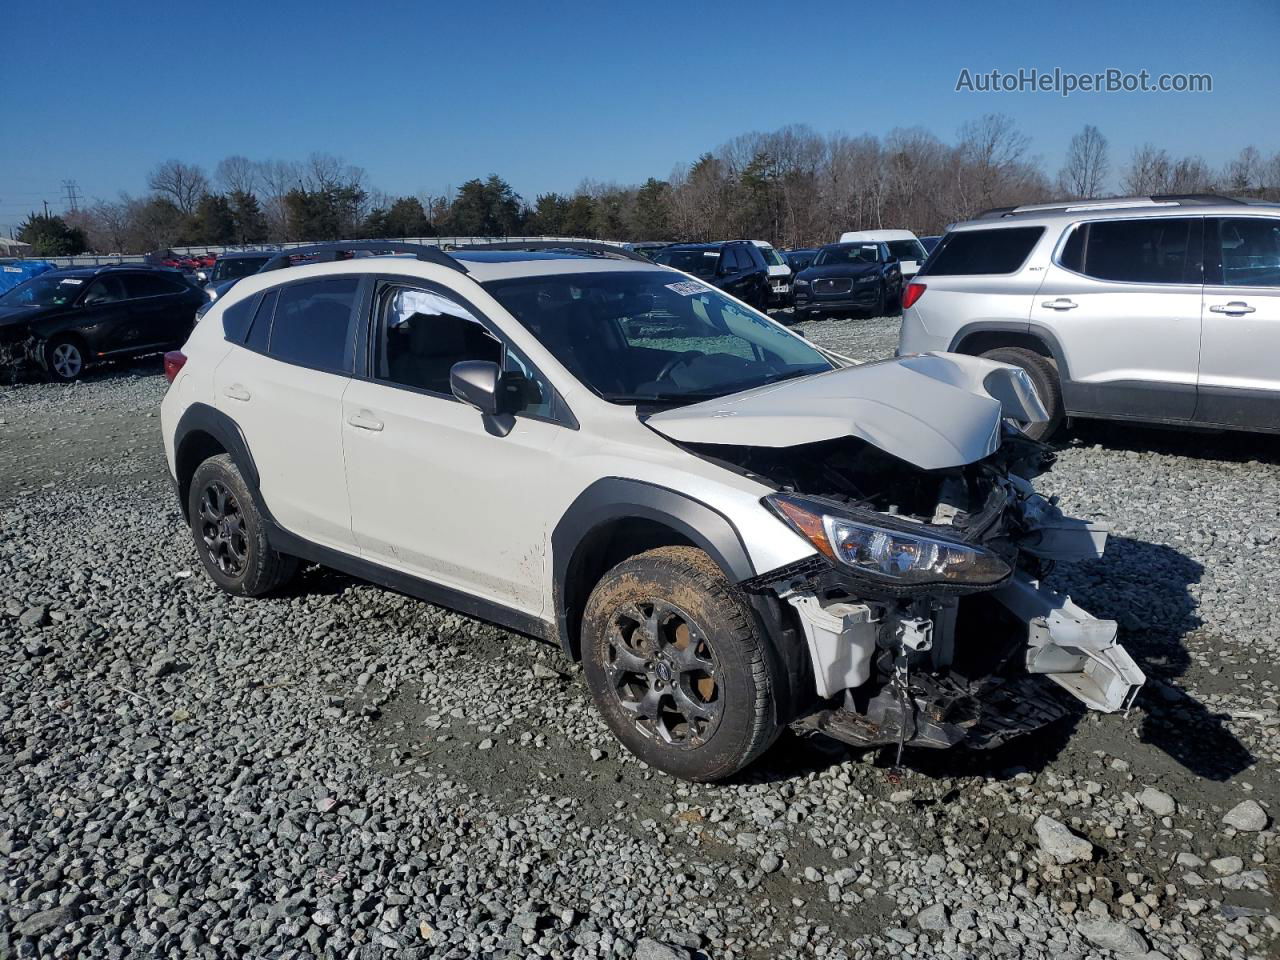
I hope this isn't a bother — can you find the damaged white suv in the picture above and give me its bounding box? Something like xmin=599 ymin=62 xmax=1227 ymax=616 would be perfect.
xmin=160 ymin=240 xmax=1144 ymax=782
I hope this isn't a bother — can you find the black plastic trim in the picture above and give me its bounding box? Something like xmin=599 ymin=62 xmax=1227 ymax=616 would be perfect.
xmin=172 ymin=403 xmax=262 ymax=519
xmin=1193 ymin=384 xmax=1280 ymax=433
xmin=550 ymin=478 xmax=757 ymax=656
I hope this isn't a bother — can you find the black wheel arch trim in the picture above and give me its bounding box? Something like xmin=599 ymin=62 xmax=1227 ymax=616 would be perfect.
xmin=172 ymin=403 xmax=263 ymax=521
xmin=550 ymin=477 xmax=758 ymax=659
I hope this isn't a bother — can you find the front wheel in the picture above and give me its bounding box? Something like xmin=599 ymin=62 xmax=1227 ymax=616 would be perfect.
xmin=44 ymin=336 xmax=86 ymax=381
xmin=581 ymin=546 xmax=782 ymax=782
xmin=980 ymin=346 xmax=1064 ymax=441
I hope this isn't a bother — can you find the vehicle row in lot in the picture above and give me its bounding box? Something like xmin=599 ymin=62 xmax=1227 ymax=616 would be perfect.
xmin=161 ymin=239 xmax=1143 ymax=782
xmin=0 ymin=265 xmax=205 ymax=380
xmin=900 ymin=194 xmax=1280 ymax=438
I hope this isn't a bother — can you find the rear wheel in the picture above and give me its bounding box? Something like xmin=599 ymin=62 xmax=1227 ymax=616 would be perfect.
xmin=581 ymin=546 xmax=782 ymax=782
xmin=44 ymin=336 xmax=86 ymax=382
xmin=188 ymin=454 xmax=297 ymax=596
xmin=980 ymin=346 xmax=1064 ymax=441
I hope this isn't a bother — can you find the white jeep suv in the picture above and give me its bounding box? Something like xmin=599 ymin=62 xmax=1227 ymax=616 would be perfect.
xmin=160 ymin=240 xmax=1143 ymax=781
xmin=899 ymin=195 xmax=1280 ymax=439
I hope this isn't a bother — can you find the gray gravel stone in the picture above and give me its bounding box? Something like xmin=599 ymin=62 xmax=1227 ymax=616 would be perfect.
xmin=1078 ymin=918 xmax=1149 ymax=957
xmin=1035 ymin=814 xmax=1094 ymax=864
xmin=1222 ymin=799 xmax=1268 ymax=831
xmin=1138 ymin=786 xmax=1176 ymax=817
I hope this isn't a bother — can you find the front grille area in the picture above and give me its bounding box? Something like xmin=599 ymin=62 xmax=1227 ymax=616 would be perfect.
xmin=814 ymin=278 xmax=854 ymax=295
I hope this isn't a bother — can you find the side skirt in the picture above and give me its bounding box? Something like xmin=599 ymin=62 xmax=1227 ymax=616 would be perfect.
xmin=265 ymin=521 xmax=555 ymax=644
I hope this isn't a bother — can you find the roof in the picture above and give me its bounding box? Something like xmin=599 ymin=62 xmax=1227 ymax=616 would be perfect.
xmin=954 ymin=194 xmax=1280 ymax=230
xmin=44 ymin=264 xmax=183 ymax=279
xmin=218 ymin=250 xmax=275 ymax=260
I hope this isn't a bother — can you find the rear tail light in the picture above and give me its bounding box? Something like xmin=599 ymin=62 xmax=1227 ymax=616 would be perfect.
xmin=163 ymin=351 xmax=187 ymax=384
xmin=902 ymin=282 xmax=927 ymax=310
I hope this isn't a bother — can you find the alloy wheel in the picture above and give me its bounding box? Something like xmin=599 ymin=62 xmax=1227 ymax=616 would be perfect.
xmin=604 ymin=599 xmax=722 ymax=748
xmin=198 ymin=480 xmax=248 ymax=577
xmin=51 ymin=343 xmax=82 ymax=379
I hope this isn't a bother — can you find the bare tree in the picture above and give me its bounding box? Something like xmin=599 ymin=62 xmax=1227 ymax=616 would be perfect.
xmin=954 ymin=114 xmax=1032 ymax=216
xmin=1223 ymin=146 xmax=1264 ymax=195
xmin=215 ymin=155 xmax=259 ymax=196
xmin=147 ymin=160 xmax=209 ymax=215
xmin=1058 ymin=125 xmax=1109 ymax=199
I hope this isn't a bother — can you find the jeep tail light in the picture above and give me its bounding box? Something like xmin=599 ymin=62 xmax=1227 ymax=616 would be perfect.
xmin=902 ymin=282 xmax=927 ymax=310
xmin=163 ymin=350 xmax=187 ymax=384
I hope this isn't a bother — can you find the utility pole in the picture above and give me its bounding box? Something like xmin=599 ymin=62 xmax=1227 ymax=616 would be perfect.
xmin=61 ymin=179 xmax=82 ymax=214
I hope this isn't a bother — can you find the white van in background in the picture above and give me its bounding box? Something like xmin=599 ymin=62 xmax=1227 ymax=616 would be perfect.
xmin=838 ymin=230 xmax=929 ymax=279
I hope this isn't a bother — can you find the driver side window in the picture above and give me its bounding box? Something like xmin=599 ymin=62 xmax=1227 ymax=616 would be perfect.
xmin=377 ymin=284 xmax=555 ymax=419
xmin=82 ymin=276 xmax=126 ymax=306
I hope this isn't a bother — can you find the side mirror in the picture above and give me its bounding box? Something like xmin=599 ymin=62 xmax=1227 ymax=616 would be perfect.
xmin=450 ymin=360 xmax=503 ymax=415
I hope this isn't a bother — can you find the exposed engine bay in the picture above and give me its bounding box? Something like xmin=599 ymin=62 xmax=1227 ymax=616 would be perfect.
xmin=697 ymin=430 xmax=1145 ymax=755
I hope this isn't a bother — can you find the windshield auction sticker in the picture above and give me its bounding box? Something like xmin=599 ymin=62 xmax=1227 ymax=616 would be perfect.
xmin=665 ymin=280 xmax=708 ymax=296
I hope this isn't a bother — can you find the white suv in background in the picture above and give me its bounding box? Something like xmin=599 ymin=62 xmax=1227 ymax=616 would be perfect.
xmin=899 ymin=196 xmax=1280 ymax=439
xmin=159 ymin=240 xmax=1142 ymax=782
xmin=750 ymin=240 xmax=793 ymax=306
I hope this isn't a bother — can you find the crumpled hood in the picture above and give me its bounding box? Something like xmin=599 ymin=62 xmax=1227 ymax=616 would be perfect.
xmin=645 ymin=352 xmax=1048 ymax=470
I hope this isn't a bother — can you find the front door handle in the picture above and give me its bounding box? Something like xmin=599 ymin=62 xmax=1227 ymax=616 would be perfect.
xmin=347 ymin=411 xmax=384 ymax=432
xmin=1041 ymin=298 xmax=1078 ymax=310
xmin=222 ymin=384 xmax=251 ymax=402
xmin=1209 ymin=301 xmax=1256 ymax=315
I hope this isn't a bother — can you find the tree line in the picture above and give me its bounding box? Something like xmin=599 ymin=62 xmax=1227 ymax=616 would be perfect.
xmin=16 ymin=116 xmax=1280 ymax=256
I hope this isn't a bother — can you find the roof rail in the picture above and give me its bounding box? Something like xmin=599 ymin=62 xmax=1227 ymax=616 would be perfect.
xmin=260 ymin=241 xmax=467 ymax=274
xmin=453 ymin=239 xmax=652 ymax=263
xmin=976 ymin=194 xmax=1247 ymax=220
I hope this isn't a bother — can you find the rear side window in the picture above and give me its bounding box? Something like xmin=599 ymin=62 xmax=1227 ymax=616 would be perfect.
xmin=919 ymin=227 xmax=1044 ymax=276
xmin=221 ymin=295 xmax=258 ymax=342
xmin=245 ymin=289 xmax=278 ymax=353
xmin=125 ymin=273 xmax=184 ymax=297
xmin=1064 ymin=218 xmax=1198 ymax=284
xmin=268 ymin=278 xmax=359 ymax=373
xmin=1217 ymin=218 xmax=1280 ymax=287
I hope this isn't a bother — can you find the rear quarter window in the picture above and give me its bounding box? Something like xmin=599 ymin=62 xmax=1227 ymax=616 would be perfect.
xmin=918 ymin=227 xmax=1045 ymax=276
xmin=221 ymin=294 xmax=258 ymax=343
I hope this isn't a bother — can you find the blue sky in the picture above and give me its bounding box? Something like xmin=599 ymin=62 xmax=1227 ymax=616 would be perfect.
xmin=3 ymin=0 xmax=1278 ymax=234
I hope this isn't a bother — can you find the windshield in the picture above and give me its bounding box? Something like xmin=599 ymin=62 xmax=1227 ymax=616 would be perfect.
xmin=759 ymin=246 xmax=786 ymax=268
xmin=651 ymin=248 xmax=719 ymax=280
xmin=886 ymin=239 xmax=928 ymax=263
xmin=485 ymin=270 xmax=834 ymax=404
xmin=0 ymin=274 xmax=85 ymax=307
xmin=210 ymin=257 xmax=270 ymax=282
xmin=815 ymin=244 xmax=880 ymax=266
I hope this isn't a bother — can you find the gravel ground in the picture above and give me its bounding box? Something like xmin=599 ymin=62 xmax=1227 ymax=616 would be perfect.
xmin=1 ymin=326 xmax=1277 ymax=960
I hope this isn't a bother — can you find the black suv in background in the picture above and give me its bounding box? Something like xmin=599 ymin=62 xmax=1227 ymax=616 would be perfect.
xmin=0 ymin=265 xmax=204 ymax=380
xmin=792 ymin=241 xmax=904 ymax=319
xmin=652 ymin=241 xmax=771 ymax=310
xmin=201 ymin=250 xmax=276 ymax=303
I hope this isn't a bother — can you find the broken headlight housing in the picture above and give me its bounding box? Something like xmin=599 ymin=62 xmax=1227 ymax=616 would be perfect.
xmin=765 ymin=493 xmax=1010 ymax=588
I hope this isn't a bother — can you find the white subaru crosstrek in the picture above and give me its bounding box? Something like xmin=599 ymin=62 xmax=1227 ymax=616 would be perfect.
xmin=160 ymin=240 xmax=1143 ymax=781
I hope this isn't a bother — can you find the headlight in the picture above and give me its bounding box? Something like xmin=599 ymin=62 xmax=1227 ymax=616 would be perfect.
xmin=765 ymin=494 xmax=1010 ymax=588
xmin=794 ymin=278 xmax=809 ymax=287
xmin=206 ymin=288 xmax=218 ymax=301
xmin=854 ymin=273 xmax=879 ymax=284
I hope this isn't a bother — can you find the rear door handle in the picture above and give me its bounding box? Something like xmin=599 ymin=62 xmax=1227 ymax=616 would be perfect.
xmin=346 ymin=411 xmax=384 ymax=432
xmin=1041 ymin=298 xmax=1077 ymax=310
xmin=1209 ymin=301 xmax=1256 ymax=315
xmin=222 ymin=384 xmax=251 ymax=402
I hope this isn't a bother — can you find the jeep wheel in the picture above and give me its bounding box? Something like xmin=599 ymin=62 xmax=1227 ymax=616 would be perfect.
xmin=980 ymin=346 xmax=1064 ymax=441
xmin=188 ymin=454 xmax=297 ymax=596
xmin=581 ymin=546 xmax=782 ymax=781
xmin=44 ymin=336 xmax=86 ymax=382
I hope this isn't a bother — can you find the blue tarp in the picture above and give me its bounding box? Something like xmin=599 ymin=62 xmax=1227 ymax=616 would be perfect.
xmin=0 ymin=259 xmax=57 ymax=294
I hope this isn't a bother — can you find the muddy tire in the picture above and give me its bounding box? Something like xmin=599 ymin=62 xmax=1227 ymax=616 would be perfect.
xmin=980 ymin=346 xmax=1064 ymax=441
xmin=581 ymin=546 xmax=782 ymax=782
xmin=188 ymin=454 xmax=297 ymax=597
